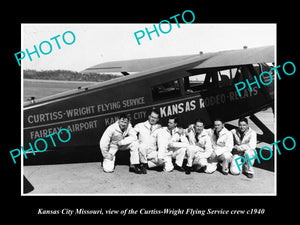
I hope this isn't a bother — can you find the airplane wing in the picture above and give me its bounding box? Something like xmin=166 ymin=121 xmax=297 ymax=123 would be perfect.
xmin=81 ymin=45 xmax=274 ymax=74
xmin=194 ymin=45 xmax=274 ymax=69
xmin=81 ymin=54 xmax=200 ymax=73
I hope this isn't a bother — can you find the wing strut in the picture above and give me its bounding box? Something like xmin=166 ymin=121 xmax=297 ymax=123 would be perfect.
xmin=249 ymin=113 xmax=274 ymax=144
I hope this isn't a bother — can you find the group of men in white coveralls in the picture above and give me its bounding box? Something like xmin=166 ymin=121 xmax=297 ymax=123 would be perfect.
xmin=100 ymin=109 xmax=257 ymax=178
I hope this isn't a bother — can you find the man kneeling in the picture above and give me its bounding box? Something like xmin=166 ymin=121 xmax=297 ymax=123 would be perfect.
xmin=99 ymin=114 xmax=140 ymax=173
xmin=186 ymin=119 xmax=213 ymax=174
xmin=230 ymin=117 xmax=257 ymax=178
xmin=208 ymin=118 xmax=233 ymax=175
xmin=157 ymin=117 xmax=188 ymax=172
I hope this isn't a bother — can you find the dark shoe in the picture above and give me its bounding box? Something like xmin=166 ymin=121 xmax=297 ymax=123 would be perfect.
xmin=140 ymin=163 xmax=147 ymax=174
xmin=185 ymin=166 xmax=192 ymax=175
xmin=194 ymin=164 xmax=202 ymax=172
xmin=129 ymin=165 xmax=142 ymax=174
xmin=200 ymin=165 xmax=207 ymax=173
xmin=174 ymin=164 xmax=185 ymax=172
xmin=245 ymin=173 xmax=254 ymax=179
xmin=222 ymin=170 xmax=229 ymax=175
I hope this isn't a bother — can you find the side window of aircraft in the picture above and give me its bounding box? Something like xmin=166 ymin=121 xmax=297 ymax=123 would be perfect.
xmin=151 ymin=79 xmax=181 ymax=101
xmin=183 ymin=72 xmax=208 ymax=94
xmin=184 ymin=67 xmax=239 ymax=93
xmin=253 ymin=63 xmax=262 ymax=74
xmin=253 ymin=63 xmax=274 ymax=75
xmin=239 ymin=65 xmax=257 ymax=82
xmin=217 ymin=68 xmax=238 ymax=87
xmin=252 ymin=63 xmax=274 ymax=85
xmin=228 ymin=66 xmax=258 ymax=85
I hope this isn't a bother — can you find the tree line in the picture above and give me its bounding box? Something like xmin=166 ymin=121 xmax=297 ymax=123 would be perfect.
xmin=24 ymin=69 xmax=121 ymax=82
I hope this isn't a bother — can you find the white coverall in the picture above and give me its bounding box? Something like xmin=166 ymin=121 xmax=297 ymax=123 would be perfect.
xmin=99 ymin=121 xmax=139 ymax=172
xmin=157 ymin=127 xmax=189 ymax=172
xmin=133 ymin=121 xmax=162 ymax=168
xmin=230 ymin=127 xmax=257 ymax=175
xmin=186 ymin=127 xmax=213 ymax=172
xmin=207 ymin=127 xmax=233 ymax=173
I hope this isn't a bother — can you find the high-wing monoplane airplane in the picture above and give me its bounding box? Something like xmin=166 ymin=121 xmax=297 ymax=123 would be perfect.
xmin=23 ymin=45 xmax=274 ymax=164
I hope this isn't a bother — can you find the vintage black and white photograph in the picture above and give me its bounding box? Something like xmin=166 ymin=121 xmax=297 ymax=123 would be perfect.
xmin=21 ymin=23 xmax=276 ymax=195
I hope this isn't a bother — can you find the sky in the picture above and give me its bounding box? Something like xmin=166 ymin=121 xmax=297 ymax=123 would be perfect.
xmin=21 ymin=23 xmax=276 ymax=72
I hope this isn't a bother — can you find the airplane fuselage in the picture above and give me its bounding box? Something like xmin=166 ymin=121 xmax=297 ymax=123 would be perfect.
xmin=23 ymin=48 xmax=274 ymax=165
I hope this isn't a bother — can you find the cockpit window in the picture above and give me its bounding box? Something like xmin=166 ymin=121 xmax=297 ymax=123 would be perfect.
xmin=217 ymin=68 xmax=237 ymax=87
xmin=184 ymin=73 xmax=207 ymax=94
xmin=184 ymin=67 xmax=241 ymax=94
